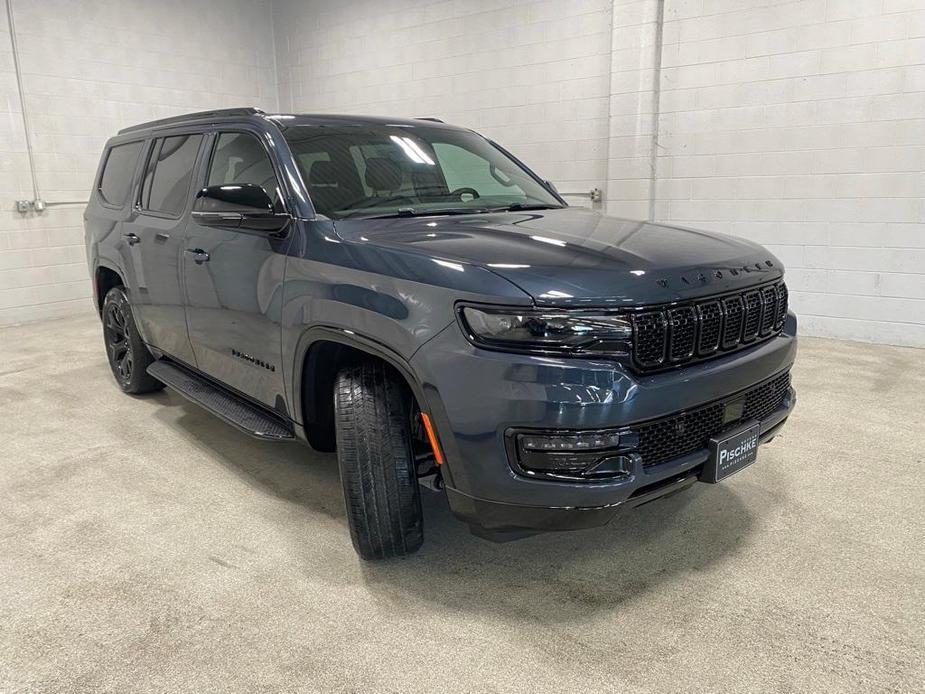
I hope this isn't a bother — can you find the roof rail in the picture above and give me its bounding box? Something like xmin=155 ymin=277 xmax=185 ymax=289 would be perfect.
xmin=414 ymin=117 xmax=444 ymax=123
xmin=118 ymin=107 xmax=266 ymax=134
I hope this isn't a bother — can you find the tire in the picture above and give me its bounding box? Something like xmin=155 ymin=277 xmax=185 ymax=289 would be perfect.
xmin=101 ymin=286 xmax=164 ymax=395
xmin=334 ymin=362 xmax=423 ymax=560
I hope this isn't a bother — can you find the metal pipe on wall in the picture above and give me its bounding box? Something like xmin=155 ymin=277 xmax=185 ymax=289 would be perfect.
xmin=6 ymin=0 xmax=38 ymax=202
xmin=6 ymin=0 xmax=87 ymax=212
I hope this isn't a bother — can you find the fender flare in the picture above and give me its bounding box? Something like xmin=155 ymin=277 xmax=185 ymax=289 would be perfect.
xmin=290 ymin=325 xmax=428 ymax=426
xmin=96 ymin=258 xmax=124 ymax=279
xmin=93 ymin=259 xmax=127 ymax=310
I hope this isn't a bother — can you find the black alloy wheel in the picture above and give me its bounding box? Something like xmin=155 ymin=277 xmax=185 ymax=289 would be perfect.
xmin=101 ymin=286 xmax=164 ymax=395
xmin=104 ymin=299 xmax=133 ymax=385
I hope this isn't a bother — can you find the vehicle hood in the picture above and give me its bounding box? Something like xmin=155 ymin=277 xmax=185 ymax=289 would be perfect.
xmin=332 ymin=207 xmax=784 ymax=306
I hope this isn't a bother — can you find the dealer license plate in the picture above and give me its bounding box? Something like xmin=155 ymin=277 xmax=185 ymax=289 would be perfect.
xmin=703 ymin=420 xmax=761 ymax=483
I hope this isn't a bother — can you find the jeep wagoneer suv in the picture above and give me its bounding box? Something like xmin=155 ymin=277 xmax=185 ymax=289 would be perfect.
xmin=85 ymin=108 xmax=797 ymax=560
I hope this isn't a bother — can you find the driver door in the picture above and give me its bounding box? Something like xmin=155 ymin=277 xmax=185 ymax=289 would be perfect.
xmin=183 ymin=130 xmax=293 ymax=409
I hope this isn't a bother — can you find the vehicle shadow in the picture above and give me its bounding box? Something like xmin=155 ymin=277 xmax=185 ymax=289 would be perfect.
xmin=150 ymin=391 xmax=347 ymax=522
xmin=154 ymin=392 xmax=757 ymax=622
xmin=368 ymin=481 xmax=754 ymax=622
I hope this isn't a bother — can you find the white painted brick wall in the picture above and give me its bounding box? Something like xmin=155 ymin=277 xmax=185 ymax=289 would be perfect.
xmin=605 ymin=0 xmax=663 ymax=220
xmin=0 ymin=0 xmax=277 ymax=326
xmin=272 ymin=0 xmax=614 ymax=209
xmin=649 ymin=0 xmax=925 ymax=347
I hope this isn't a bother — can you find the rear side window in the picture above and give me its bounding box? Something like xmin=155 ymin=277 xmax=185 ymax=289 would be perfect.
xmin=140 ymin=134 xmax=203 ymax=216
xmin=98 ymin=141 xmax=143 ymax=207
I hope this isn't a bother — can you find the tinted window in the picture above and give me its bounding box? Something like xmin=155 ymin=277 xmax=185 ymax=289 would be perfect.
xmin=98 ymin=141 xmax=143 ymax=206
xmin=141 ymin=134 xmax=203 ymax=216
xmin=283 ymin=125 xmax=560 ymax=219
xmin=207 ymin=133 xmax=281 ymax=207
xmin=433 ymin=143 xmax=526 ymax=197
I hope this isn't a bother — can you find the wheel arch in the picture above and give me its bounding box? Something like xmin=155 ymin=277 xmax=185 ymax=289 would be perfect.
xmin=293 ymin=326 xmax=428 ymax=452
xmin=94 ymin=262 xmax=125 ymax=314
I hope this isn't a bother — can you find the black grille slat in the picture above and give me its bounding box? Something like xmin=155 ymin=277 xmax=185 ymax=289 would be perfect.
xmin=630 ymin=280 xmax=788 ymax=373
xmin=760 ymin=285 xmax=778 ymax=335
xmin=776 ymin=283 xmax=789 ymax=328
xmin=696 ymin=301 xmax=722 ymax=354
xmin=721 ymin=296 xmax=745 ymax=348
xmin=633 ymin=312 xmax=667 ymax=366
xmin=634 ymin=371 xmax=791 ymax=468
xmin=668 ymin=307 xmax=696 ymax=361
xmin=742 ymin=291 xmax=762 ymax=341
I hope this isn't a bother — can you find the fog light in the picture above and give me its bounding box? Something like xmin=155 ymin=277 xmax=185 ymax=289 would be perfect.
xmin=519 ymin=431 xmax=622 ymax=452
xmin=513 ymin=429 xmax=635 ymax=479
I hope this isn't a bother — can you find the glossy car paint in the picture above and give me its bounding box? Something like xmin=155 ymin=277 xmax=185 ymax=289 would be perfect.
xmin=119 ymin=131 xmax=206 ymax=365
xmin=85 ymin=110 xmax=797 ymax=534
xmin=182 ymin=127 xmax=294 ymax=411
xmin=332 ymin=208 xmax=785 ymax=307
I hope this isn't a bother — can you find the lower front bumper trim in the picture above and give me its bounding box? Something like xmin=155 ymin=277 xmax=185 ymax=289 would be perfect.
xmin=449 ymin=414 xmax=790 ymax=538
xmin=445 ymin=486 xmax=624 ymax=537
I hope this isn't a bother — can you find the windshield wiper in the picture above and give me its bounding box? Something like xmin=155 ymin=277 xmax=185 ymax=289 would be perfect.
xmin=339 ymin=207 xmax=489 ymax=220
xmin=488 ymin=202 xmax=564 ymax=212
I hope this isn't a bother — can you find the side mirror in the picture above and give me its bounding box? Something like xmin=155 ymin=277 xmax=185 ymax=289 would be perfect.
xmin=192 ymin=183 xmax=288 ymax=232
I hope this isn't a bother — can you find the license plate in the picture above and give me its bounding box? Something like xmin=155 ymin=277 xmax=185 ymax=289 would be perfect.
xmin=703 ymin=420 xmax=761 ymax=483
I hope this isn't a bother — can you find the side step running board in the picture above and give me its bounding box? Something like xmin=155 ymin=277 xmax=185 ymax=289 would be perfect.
xmin=147 ymin=360 xmax=295 ymax=441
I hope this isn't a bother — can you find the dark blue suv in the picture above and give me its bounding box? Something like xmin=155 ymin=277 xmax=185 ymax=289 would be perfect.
xmin=84 ymin=108 xmax=797 ymax=559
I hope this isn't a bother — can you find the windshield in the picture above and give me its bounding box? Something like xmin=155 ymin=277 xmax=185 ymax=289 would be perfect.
xmin=283 ymin=124 xmax=564 ymax=219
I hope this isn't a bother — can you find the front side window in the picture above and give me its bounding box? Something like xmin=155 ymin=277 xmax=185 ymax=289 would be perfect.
xmin=283 ymin=125 xmax=562 ymax=219
xmin=140 ymin=134 xmax=203 ymax=216
xmin=98 ymin=141 xmax=143 ymax=207
xmin=207 ymin=132 xmax=282 ymax=208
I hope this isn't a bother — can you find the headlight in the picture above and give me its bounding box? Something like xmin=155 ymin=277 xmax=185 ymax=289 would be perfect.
xmin=459 ymin=306 xmax=633 ymax=356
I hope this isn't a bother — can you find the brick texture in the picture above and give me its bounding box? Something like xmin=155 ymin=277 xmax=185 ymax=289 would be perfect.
xmin=272 ymin=0 xmax=614 ymax=209
xmin=0 ymin=0 xmax=277 ymax=325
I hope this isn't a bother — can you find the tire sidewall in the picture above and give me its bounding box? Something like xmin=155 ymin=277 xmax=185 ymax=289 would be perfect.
xmin=334 ymin=364 xmax=424 ymax=559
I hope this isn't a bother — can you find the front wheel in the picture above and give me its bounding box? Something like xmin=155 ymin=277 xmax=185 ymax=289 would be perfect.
xmin=101 ymin=286 xmax=163 ymax=395
xmin=334 ymin=363 xmax=423 ymax=560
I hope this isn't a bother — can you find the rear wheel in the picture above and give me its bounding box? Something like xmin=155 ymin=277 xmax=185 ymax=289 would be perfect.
xmin=334 ymin=362 xmax=423 ymax=560
xmin=101 ymin=286 xmax=163 ymax=395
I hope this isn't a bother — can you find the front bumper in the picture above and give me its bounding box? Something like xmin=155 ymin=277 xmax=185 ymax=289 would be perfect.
xmin=410 ymin=312 xmax=798 ymax=534
xmin=445 ymin=404 xmax=792 ymax=537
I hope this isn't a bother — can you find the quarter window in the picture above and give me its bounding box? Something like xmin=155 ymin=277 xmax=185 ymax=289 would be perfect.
xmin=98 ymin=141 xmax=143 ymax=207
xmin=140 ymin=134 xmax=203 ymax=216
xmin=207 ymin=133 xmax=281 ymax=207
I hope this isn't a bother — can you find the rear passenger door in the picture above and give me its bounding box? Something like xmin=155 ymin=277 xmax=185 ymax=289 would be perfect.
xmin=182 ymin=130 xmax=292 ymax=410
xmin=121 ymin=132 xmax=205 ymax=365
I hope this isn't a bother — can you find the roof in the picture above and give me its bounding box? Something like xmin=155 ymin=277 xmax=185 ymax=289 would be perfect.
xmin=117 ymin=107 xmax=462 ymax=135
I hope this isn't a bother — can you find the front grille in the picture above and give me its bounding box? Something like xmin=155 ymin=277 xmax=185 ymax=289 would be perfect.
xmin=742 ymin=291 xmax=762 ymax=341
xmin=760 ymin=285 xmax=778 ymax=335
xmin=696 ymin=301 xmax=722 ymax=354
xmin=633 ymin=371 xmax=791 ymax=469
xmin=634 ymin=312 xmax=667 ymax=365
xmin=631 ymin=280 xmax=788 ymax=372
xmin=668 ymin=307 xmax=696 ymax=361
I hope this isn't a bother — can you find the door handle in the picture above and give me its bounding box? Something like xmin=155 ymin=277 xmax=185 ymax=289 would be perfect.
xmin=185 ymin=248 xmax=210 ymax=264
xmin=122 ymin=233 xmax=140 ymax=246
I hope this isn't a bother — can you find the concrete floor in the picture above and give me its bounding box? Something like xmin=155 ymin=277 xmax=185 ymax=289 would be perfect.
xmin=0 ymin=314 xmax=922 ymax=693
